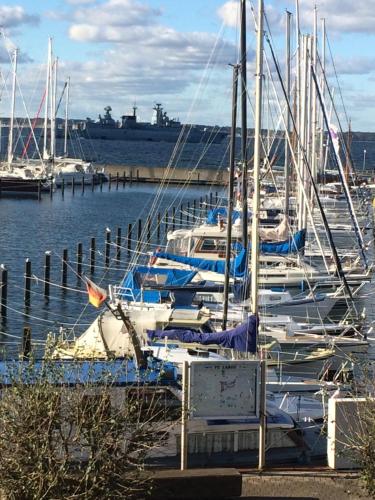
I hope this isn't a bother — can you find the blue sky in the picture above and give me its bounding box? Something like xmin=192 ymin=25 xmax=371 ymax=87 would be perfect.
xmin=2 ymin=0 xmax=375 ymax=130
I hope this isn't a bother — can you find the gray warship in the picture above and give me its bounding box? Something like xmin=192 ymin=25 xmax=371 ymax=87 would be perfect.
xmin=80 ymin=104 xmax=227 ymax=144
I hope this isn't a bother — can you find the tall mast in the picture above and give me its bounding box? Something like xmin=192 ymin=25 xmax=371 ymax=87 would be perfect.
xmin=240 ymin=0 xmax=248 ymax=255
xmin=7 ymin=48 xmax=18 ymax=167
xmin=64 ymin=76 xmax=70 ymax=157
xmin=311 ymin=6 xmax=318 ymax=184
xmin=251 ymin=0 xmax=264 ymax=470
xmin=284 ymin=10 xmax=292 ymax=218
xmin=50 ymin=57 xmax=58 ymax=159
xmin=318 ymin=18 xmax=326 ymax=174
xmin=43 ymin=38 xmax=52 ymax=160
xmin=222 ymin=65 xmax=239 ymax=331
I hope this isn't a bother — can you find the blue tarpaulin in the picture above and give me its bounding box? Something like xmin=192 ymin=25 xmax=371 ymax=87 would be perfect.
xmin=147 ymin=315 xmax=258 ymax=353
xmin=118 ymin=266 xmax=197 ymax=303
xmin=154 ymin=248 xmax=247 ymax=277
xmin=206 ymin=208 xmax=242 ymax=225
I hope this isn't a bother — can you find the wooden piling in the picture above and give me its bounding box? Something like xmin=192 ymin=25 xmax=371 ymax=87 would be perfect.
xmin=100 ymin=175 xmax=103 ymax=192
xmin=116 ymin=172 xmax=119 ymax=190
xmin=127 ymin=223 xmax=132 ymax=257
xmin=90 ymin=237 xmax=96 ymax=274
xmin=122 ymin=173 xmax=126 ymax=188
xmin=172 ymin=207 xmax=176 ymax=231
xmin=130 ymin=170 xmax=133 ymax=184
xmin=147 ymin=216 xmax=151 ymax=244
xmin=22 ymin=326 xmax=31 ymax=359
xmin=61 ymin=249 xmax=68 ymax=289
xmin=24 ymin=259 xmax=31 ymax=308
xmin=44 ymin=251 xmax=51 ymax=300
xmin=50 ymin=179 xmax=53 ymax=199
xmin=116 ymin=227 xmax=121 ymax=262
xmin=0 ymin=265 xmax=8 ymax=318
xmin=137 ymin=219 xmax=142 ymax=251
xmin=105 ymin=229 xmax=111 ymax=267
xmin=72 ymin=176 xmax=75 ymax=195
xmin=157 ymin=213 xmax=161 ymax=240
xmin=61 ymin=178 xmax=65 ymax=197
xmin=165 ymin=210 xmax=168 ymax=234
xmin=91 ymin=175 xmax=95 ymax=192
xmin=108 ymin=173 xmax=112 ymax=191
xmin=77 ymin=242 xmax=83 ymax=276
xmin=82 ymin=176 xmax=85 ymax=194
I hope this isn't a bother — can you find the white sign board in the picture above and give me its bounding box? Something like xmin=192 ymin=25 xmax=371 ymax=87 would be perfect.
xmin=189 ymin=360 xmax=260 ymax=419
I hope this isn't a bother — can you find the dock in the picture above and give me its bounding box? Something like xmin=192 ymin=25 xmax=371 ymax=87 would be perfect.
xmin=104 ymin=164 xmax=227 ymax=186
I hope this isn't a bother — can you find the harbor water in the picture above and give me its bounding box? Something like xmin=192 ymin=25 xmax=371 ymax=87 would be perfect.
xmin=0 ymin=136 xmax=374 ymax=358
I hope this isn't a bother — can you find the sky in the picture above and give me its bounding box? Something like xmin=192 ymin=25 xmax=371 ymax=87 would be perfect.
xmin=2 ymin=0 xmax=375 ymax=130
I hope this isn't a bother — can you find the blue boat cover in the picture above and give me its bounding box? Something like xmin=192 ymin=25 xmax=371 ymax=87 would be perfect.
xmin=260 ymin=228 xmax=306 ymax=254
xmin=147 ymin=315 xmax=257 ymax=354
xmin=153 ymin=248 xmax=247 ymax=277
xmin=206 ymin=208 xmax=242 ymax=225
xmin=118 ymin=265 xmax=197 ymax=303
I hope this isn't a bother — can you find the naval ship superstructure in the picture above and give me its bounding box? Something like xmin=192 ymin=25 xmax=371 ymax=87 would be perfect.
xmin=80 ymin=104 xmax=227 ymax=144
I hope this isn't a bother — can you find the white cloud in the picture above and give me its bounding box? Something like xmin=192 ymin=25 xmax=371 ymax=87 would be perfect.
xmin=298 ymin=0 xmax=375 ymax=34
xmin=60 ymin=0 xmax=239 ymax=124
xmin=0 ymin=5 xmax=39 ymax=28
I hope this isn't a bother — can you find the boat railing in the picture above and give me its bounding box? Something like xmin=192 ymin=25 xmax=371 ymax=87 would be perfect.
xmin=112 ymin=285 xmax=137 ymax=303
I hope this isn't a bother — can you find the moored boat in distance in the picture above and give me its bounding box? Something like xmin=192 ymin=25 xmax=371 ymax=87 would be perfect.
xmin=79 ymin=104 xmax=228 ymax=144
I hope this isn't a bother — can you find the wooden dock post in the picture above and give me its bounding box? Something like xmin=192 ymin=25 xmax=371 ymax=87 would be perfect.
xmin=81 ymin=176 xmax=85 ymax=194
xmin=172 ymin=207 xmax=176 ymax=231
xmin=147 ymin=216 xmax=151 ymax=244
xmin=44 ymin=251 xmax=51 ymax=300
xmin=72 ymin=176 xmax=75 ymax=195
xmin=116 ymin=172 xmax=119 ymax=190
xmin=49 ymin=180 xmax=53 ymax=199
xmin=91 ymin=175 xmax=95 ymax=192
xmin=77 ymin=242 xmax=83 ymax=276
xmin=116 ymin=227 xmax=121 ymax=262
xmin=122 ymin=172 xmax=126 ymax=188
xmin=127 ymin=223 xmax=132 ymax=257
xmin=130 ymin=169 xmax=133 ymax=185
xmin=0 ymin=265 xmax=8 ymax=318
xmin=137 ymin=219 xmax=142 ymax=251
xmin=61 ymin=178 xmax=65 ymax=197
xmin=157 ymin=212 xmax=161 ymax=240
xmin=136 ymin=169 xmax=139 ymax=181
xmin=100 ymin=174 xmax=103 ymax=192
xmin=105 ymin=228 xmax=111 ymax=267
xmin=90 ymin=237 xmax=96 ymax=274
xmin=108 ymin=173 xmax=112 ymax=191
xmin=21 ymin=326 xmax=32 ymax=359
xmin=165 ymin=210 xmax=168 ymax=234
xmin=61 ymin=249 xmax=68 ymax=289
xmin=24 ymin=259 xmax=31 ymax=308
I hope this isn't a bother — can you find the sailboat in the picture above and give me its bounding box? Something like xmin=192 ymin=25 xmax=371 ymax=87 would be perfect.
xmin=0 ymin=47 xmax=51 ymax=193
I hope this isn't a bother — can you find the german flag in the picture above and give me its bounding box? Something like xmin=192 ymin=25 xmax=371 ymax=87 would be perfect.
xmin=84 ymin=277 xmax=107 ymax=308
